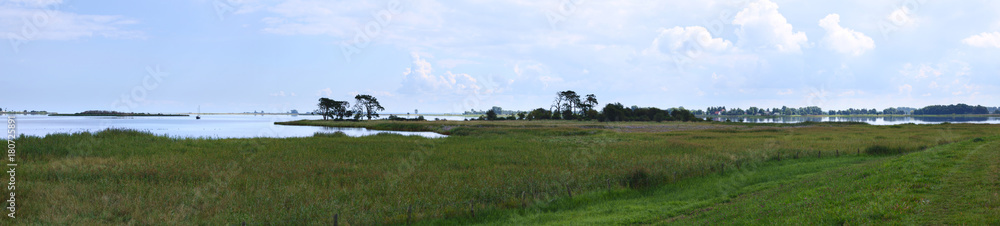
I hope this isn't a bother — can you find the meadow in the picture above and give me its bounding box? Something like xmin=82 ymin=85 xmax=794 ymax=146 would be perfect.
xmin=9 ymin=120 xmax=999 ymax=224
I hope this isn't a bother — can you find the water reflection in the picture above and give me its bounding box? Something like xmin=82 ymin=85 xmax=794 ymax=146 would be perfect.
xmin=315 ymin=126 xmax=447 ymax=138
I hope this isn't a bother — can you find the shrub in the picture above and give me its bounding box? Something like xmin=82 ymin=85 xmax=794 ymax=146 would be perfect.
xmin=864 ymin=145 xmax=910 ymax=155
xmin=624 ymin=168 xmax=652 ymax=189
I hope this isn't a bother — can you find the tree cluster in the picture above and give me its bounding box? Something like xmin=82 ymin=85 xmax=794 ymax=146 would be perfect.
xmin=485 ymin=90 xmax=699 ymax=122
xmin=879 ymin=107 xmax=907 ymax=115
xmin=548 ymin=90 xmax=599 ymax=120
xmin=600 ymin=103 xmax=699 ymax=122
xmin=706 ymin=106 xmax=824 ymax=116
xmin=912 ymin=104 xmax=990 ymax=115
xmin=828 ymin=108 xmax=880 ymax=115
xmin=316 ymin=94 xmax=386 ymax=120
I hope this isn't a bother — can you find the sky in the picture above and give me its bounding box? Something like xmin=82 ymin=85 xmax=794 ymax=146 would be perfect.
xmin=2 ymin=0 xmax=999 ymax=114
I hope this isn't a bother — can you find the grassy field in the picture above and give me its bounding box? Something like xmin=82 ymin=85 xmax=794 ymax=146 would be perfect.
xmin=9 ymin=120 xmax=999 ymax=224
xmin=454 ymin=136 xmax=999 ymax=225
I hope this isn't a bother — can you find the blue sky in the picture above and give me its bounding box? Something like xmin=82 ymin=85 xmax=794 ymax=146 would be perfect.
xmin=2 ymin=0 xmax=999 ymax=114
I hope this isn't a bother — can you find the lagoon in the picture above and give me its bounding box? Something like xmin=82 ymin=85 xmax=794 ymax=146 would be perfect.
xmin=5 ymin=114 xmax=450 ymax=139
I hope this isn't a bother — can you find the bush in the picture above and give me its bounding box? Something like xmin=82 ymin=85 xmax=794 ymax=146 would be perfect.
xmin=973 ymin=137 xmax=985 ymax=142
xmin=624 ymin=168 xmax=652 ymax=189
xmin=313 ymin=131 xmax=348 ymax=138
xmin=864 ymin=145 xmax=911 ymax=155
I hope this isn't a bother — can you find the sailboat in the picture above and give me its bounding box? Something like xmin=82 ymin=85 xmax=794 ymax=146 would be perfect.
xmin=196 ymin=106 xmax=201 ymax=120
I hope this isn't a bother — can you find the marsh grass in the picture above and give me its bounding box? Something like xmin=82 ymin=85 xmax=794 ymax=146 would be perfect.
xmin=9 ymin=121 xmax=999 ymax=224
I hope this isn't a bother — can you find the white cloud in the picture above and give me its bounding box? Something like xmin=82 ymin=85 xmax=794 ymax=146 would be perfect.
xmin=315 ymin=88 xmax=333 ymax=97
xmin=962 ymin=32 xmax=1000 ymax=48
xmin=514 ymin=62 xmax=561 ymax=88
xmin=896 ymin=60 xmax=977 ymax=99
xmin=648 ymin=26 xmax=733 ymax=55
xmin=399 ymin=52 xmax=484 ymax=95
xmin=732 ymin=0 xmax=808 ymax=53
xmin=899 ymin=84 xmax=913 ymax=96
xmin=0 ymin=3 xmax=142 ymax=41
xmin=819 ymin=14 xmax=874 ymax=56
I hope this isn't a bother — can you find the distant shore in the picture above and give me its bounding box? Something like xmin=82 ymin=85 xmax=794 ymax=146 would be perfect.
xmin=50 ymin=113 xmax=189 ymax=117
xmin=700 ymin=114 xmax=1000 ymax=118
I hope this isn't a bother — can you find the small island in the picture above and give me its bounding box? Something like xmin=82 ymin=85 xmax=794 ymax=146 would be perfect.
xmin=49 ymin=110 xmax=189 ymax=117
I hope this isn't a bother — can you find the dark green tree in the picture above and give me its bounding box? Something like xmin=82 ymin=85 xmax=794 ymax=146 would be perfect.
xmin=601 ymin=103 xmax=626 ymax=122
xmin=528 ymin=108 xmax=551 ymax=120
xmin=317 ymin=98 xmax=335 ymax=120
xmin=486 ymin=109 xmax=498 ymax=120
xmin=583 ymin=94 xmax=598 ymax=119
xmin=332 ymin=100 xmax=351 ymax=120
xmin=353 ymin=94 xmax=385 ymax=120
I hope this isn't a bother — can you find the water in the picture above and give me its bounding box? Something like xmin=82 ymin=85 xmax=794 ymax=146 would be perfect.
xmin=4 ymin=114 xmax=451 ymax=139
xmin=707 ymin=116 xmax=1000 ymax=125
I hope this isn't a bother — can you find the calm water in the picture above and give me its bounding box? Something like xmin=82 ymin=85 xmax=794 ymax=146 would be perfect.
xmin=708 ymin=116 xmax=1000 ymax=125
xmin=4 ymin=114 xmax=451 ymax=139
xmin=10 ymin=114 xmax=994 ymax=139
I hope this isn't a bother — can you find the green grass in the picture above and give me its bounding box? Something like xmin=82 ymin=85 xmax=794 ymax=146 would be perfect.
xmin=670 ymin=136 xmax=1000 ymax=225
xmin=450 ymin=157 xmax=879 ymax=225
xmin=8 ymin=121 xmax=999 ymax=224
xmin=461 ymin=136 xmax=999 ymax=225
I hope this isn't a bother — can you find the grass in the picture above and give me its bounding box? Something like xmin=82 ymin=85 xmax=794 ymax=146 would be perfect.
xmin=452 ymin=136 xmax=1000 ymax=225
xmin=433 ymin=155 xmax=880 ymax=225
xmin=8 ymin=120 xmax=1000 ymax=224
xmin=668 ymin=136 xmax=1000 ymax=225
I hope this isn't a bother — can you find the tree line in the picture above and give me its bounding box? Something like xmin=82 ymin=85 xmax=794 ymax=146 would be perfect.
xmin=504 ymin=90 xmax=700 ymax=122
xmin=702 ymin=104 xmax=999 ymax=116
xmin=705 ymin=106 xmax=825 ymax=116
xmin=913 ymin=104 xmax=991 ymax=115
xmin=316 ymin=94 xmax=385 ymax=120
xmin=314 ymin=94 xmax=997 ymax=122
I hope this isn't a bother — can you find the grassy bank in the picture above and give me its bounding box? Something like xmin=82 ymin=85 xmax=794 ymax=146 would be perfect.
xmin=10 ymin=121 xmax=999 ymax=224
xmin=456 ymin=136 xmax=999 ymax=224
xmin=671 ymin=136 xmax=1000 ymax=224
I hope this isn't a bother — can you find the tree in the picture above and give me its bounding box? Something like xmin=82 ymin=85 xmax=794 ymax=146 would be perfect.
xmin=601 ymin=103 xmax=627 ymax=122
xmin=486 ymin=109 xmax=498 ymax=120
xmin=527 ymin=108 xmax=550 ymax=120
xmin=583 ymin=94 xmax=598 ymax=118
xmin=913 ymin=104 xmax=990 ymax=115
xmin=561 ymin=109 xmax=575 ymax=120
xmin=332 ymin=100 xmax=351 ymax=120
xmin=552 ymin=90 xmax=583 ymax=119
xmin=317 ymin=98 xmax=336 ymax=120
xmin=517 ymin=112 xmax=526 ymax=120
xmin=670 ymin=108 xmax=698 ymax=122
xmin=353 ymin=94 xmax=385 ymax=120
xmin=551 ymin=92 xmax=564 ymax=115
xmin=563 ymin=91 xmax=581 ymax=115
